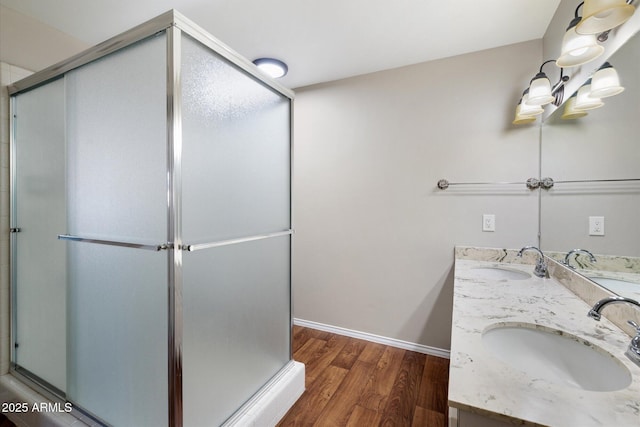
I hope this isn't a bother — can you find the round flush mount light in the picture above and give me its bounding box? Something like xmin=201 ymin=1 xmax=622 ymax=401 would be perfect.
xmin=253 ymin=58 xmax=288 ymax=79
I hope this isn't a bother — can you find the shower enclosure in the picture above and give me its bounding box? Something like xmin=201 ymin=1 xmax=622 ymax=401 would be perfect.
xmin=8 ymin=10 xmax=302 ymax=426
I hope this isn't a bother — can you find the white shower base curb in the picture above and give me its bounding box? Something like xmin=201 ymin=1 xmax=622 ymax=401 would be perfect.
xmin=1 ymin=360 xmax=305 ymax=427
xmin=223 ymin=360 xmax=305 ymax=427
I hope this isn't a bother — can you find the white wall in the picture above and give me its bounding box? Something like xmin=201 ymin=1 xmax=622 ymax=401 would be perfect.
xmin=0 ymin=5 xmax=88 ymax=73
xmin=293 ymin=40 xmax=542 ymax=350
xmin=1 ymin=5 xmax=546 ymax=354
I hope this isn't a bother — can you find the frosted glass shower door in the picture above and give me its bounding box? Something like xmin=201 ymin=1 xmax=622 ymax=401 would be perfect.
xmin=12 ymin=78 xmax=67 ymax=392
xmin=180 ymin=35 xmax=292 ymax=426
xmin=64 ymin=34 xmax=168 ymax=426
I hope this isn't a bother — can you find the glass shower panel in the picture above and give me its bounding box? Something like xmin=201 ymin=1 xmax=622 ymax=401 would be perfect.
xmin=13 ymin=78 xmax=67 ymax=392
xmin=66 ymin=243 xmax=167 ymax=426
xmin=65 ymin=34 xmax=167 ymax=244
xmin=64 ymin=33 xmax=168 ymax=425
xmin=182 ymin=235 xmax=291 ymax=426
xmin=181 ymin=35 xmax=291 ymax=243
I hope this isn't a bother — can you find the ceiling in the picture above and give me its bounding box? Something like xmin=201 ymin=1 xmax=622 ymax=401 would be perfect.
xmin=0 ymin=0 xmax=561 ymax=89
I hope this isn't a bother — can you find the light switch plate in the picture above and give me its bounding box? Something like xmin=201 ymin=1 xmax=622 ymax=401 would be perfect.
xmin=589 ymin=216 xmax=605 ymax=236
xmin=483 ymin=214 xmax=495 ymax=232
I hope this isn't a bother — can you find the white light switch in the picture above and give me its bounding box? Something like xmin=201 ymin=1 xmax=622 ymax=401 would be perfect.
xmin=483 ymin=214 xmax=495 ymax=232
xmin=589 ymin=216 xmax=605 ymax=236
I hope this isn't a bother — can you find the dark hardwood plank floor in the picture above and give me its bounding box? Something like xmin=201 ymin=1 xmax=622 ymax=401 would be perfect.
xmin=0 ymin=414 xmax=16 ymax=427
xmin=278 ymin=326 xmax=450 ymax=427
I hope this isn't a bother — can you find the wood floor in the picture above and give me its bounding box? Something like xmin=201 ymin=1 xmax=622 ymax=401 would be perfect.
xmin=1 ymin=327 xmax=449 ymax=427
xmin=0 ymin=414 xmax=16 ymax=427
xmin=277 ymin=326 xmax=450 ymax=427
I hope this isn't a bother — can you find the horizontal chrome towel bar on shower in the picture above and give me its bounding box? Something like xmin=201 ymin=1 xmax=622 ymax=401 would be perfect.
xmin=58 ymin=230 xmax=295 ymax=252
xmin=57 ymin=234 xmax=169 ymax=251
xmin=183 ymin=229 xmax=294 ymax=252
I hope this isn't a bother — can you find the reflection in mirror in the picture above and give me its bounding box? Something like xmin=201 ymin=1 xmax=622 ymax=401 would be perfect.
xmin=540 ymin=29 xmax=640 ymax=299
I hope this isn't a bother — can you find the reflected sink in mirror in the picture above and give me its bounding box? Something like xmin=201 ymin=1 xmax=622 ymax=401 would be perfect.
xmin=471 ymin=266 xmax=531 ymax=281
xmin=482 ymin=323 xmax=631 ymax=392
xmin=588 ymin=277 xmax=640 ymax=300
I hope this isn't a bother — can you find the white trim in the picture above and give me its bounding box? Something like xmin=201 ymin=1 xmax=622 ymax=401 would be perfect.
xmin=294 ymin=318 xmax=450 ymax=359
xmin=222 ymin=361 xmax=305 ymax=427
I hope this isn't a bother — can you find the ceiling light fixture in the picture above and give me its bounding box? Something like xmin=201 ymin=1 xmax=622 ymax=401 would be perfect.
xmin=590 ymin=62 xmax=625 ymax=97
xmin=576 ymin=0 xmax=635 ymax=35
xmin=253 ymin=58 xmax=288 ymax=79
xmin=557 ymin=3 xmax=605 ymax=67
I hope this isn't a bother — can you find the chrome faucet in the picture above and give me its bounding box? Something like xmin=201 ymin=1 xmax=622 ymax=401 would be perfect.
xmin=588 ymin=296 xmax=640 ymax=321
xmin=588 ymin=296 xmax=640 ymax=367
xmin=517 ymin=246 xmax=549 ymax=278
xmin=563 ymin=248 xmax=597 ymax=269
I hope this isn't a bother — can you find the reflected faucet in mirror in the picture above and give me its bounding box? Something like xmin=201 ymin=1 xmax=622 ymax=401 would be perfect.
xmin=518 ymin=246 xmax=550 ymax=278
xmin=563 ymin=248 xmax=597 ymax=269
xmin=540 ymin=24 xmax=640 ymax=299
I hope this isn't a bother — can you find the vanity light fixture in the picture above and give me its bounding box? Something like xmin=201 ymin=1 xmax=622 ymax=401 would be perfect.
xmin=513 ymin=69 xmax=567 ymax=125
xmin=576 ymin=0 xmax=636 ymax=35
xmin=590 ymin=62 xmax=625 ymax=97
xmin=557 ymin=3 xmax=605 ymax=67
xmin=574 ymin=78 xmax=605 ymax=110
xmin=520 ymin=89 xmax=545 ymax=115
xmin=513 ymin=90 xmax=543 ymax=124
xmin=513 ymin=101 xmax=538 ymax=125
xmin=527 ymin=60 xmax=558 ymax=106
xmin=252 ymin=57 xmax=288 ymax=78
xmin=561 ymin=93 xmax=589 ymax=119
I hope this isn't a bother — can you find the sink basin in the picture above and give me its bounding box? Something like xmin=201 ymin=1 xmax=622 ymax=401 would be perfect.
xmin=471 ymin=266 xmax=531 ymax=281
xmin=482 ymin=323 xmax=631 ymax=392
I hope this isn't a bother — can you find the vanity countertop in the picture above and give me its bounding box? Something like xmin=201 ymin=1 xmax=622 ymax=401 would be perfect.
xmin=449 ymin=258 xmax=640 ymax=427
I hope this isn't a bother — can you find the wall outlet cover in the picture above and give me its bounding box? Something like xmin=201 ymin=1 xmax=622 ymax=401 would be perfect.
xmin=483 ymin=214 xmax=495 ymax=232
xmin=589 ymin=216 xmax=605 ymax=236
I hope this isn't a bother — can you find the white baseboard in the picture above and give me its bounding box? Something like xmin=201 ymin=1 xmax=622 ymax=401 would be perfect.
xmin=293 ymin=318 xmax=450 ymax=359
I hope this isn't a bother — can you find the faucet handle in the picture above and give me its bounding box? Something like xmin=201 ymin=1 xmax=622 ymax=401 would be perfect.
xmin=628 ymin=320 xmax=640 ymax=334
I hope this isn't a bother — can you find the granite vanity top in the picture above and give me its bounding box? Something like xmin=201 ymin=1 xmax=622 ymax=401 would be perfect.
xmin=449 ymin=257 xmax=640 ymax=427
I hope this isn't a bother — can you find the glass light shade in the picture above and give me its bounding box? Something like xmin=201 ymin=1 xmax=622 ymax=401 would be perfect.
xmin=513 ymin=104 xmax=537 ymax=125
xmin=520 ymin=94 xmax=544 ymax=116
xmin=574 ymin=83 xmax=605 ymax=110
xmin=556 ymin=22 xmax=604 ymax=67
xmin=576 ymin=0 xmax=635 ymax=34
xmin=253 ymin=58 xmax=288 ymax=78
xmin=561 ymin=95 xmax=588 ymax=119
xmin=590 ymin=63 xmax=624 ymax=97
xmin=527 ymin=73 xmax=555 ymax=105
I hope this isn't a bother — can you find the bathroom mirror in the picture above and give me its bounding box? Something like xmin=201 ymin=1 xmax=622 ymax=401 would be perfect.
xmin=540 ymin=29 xmax=640 ymax=300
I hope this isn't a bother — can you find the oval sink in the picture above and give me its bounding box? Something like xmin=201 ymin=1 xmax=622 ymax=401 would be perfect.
xmin=482 ymin=323 xmax=631 ymax=392
xmin=471 ymin=266 xmax=531 ymax=281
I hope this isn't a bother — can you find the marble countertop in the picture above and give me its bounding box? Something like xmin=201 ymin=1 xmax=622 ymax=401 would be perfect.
xmin=449 ymin=258 xmax=640 ymax=427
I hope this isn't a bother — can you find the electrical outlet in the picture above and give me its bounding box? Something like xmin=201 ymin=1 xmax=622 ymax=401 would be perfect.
xmin=589 ymin=216 xmax=605 ymax=236
xmin=483 ymin=214 xmax=495 ymax=232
